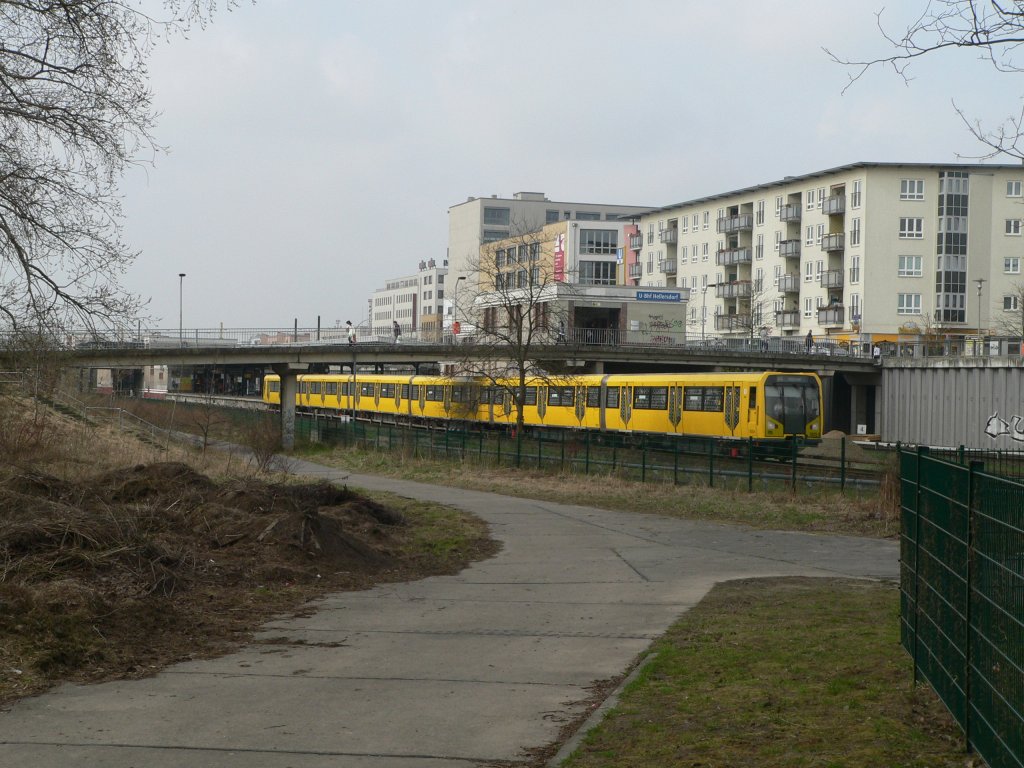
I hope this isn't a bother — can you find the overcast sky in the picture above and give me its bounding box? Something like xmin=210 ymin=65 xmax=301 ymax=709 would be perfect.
xmin=119 ymin=0 xmax=1016 ymax=330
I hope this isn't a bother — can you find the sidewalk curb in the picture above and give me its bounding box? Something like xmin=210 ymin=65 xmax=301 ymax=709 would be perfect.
xmin=547 ymin=652 xmax=658 ymax=767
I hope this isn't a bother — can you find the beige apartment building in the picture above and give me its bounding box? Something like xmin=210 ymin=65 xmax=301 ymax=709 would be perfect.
xmin=630 ymin=162 xmax=1024 ymax=346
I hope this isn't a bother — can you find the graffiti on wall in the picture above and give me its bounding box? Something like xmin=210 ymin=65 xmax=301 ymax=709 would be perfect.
xmin=985 ymin=412 xmax=1024 ymax=442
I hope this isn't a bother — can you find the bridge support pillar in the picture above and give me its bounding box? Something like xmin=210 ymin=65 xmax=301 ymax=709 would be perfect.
xmin=271 ymin=362 xmax=308 ymax=451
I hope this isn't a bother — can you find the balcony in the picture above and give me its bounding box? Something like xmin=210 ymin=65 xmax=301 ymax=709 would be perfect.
xmin=629 ymin=234 xmax=644 ymax=251
xmin=775 ymin=310 xmax=801 ymax=329
xmin=819 ymin=269 xmax=844 ymax=289
xmin=817 ymin=305 xmax=845 ymax=326
xmin=628 ymin=262 xmax=643 ymax=279
xmin=821 ymin=232 xmax=845 ymax=252
xmin=716 ymin=246 xmax=752 ymax=266
xmin=779 ymin=204 xmax=801 ymax=223
xmin=716 ymin=213 xmax=754 ymax=234
xmin=779 ymin=239 xmax=801 ymax=258
xmin=778 ymin=273 xmax=800 ymax=293
xmin=822 ymin=195 xmax=846 ymax=216
xmin=715 ymin=313 xmax=752 ymax=332
xmin=716 ymin=280 xmax=752 ymax=299
xmin=658 ymin=228 xmax=678 ymax=244
xmin=659 ymin=259 xmax=677 ymax=275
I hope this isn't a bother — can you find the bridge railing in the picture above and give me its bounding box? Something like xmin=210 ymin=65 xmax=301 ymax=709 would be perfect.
xmin=7 ymin=327 xmax=1023 ymax=361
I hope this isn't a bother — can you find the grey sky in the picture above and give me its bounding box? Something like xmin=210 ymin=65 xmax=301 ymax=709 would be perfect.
xmin=120 ymin=0 xmax=1012 ymax=329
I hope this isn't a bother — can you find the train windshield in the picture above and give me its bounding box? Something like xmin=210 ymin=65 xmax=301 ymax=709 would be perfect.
xmin=764 ymin=375 xmax=819 ymax=435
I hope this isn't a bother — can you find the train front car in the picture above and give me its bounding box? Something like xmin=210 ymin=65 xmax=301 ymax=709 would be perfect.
xmin=762 ymin=372 xmax=822 ymax=441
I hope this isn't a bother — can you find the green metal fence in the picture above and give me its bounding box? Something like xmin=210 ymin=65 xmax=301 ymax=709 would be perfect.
xmin=295 ymin=414 xmax=884 ymax=492
xmin=900 ymin=446 xmax=1024 ymax=768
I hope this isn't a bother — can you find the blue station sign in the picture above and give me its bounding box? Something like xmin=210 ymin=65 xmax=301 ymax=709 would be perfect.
xmin=636 ymin=290 xmax=682 ymax=302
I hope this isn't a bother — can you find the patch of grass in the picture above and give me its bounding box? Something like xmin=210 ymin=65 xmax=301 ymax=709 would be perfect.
xmin=307 ymin=447 xmax=899 ymax=538
xmin=561 ymin=578 xmax=966 ymax=768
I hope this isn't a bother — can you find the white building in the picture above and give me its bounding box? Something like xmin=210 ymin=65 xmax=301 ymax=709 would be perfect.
xmin=447 ymin=192 xmax=650 ymax=292
xmin=370 ymin=258 xmax=448 ymax=342
xmin=630 ymin=162 xmax=1024 ymax=345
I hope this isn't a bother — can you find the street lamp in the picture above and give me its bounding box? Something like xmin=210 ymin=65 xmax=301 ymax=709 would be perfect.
xmin=701 ymin=283 xmax=717 ymax=343
xmin=178 ymin=272 xmax=186 ymax=347
xmin=975 ymin=277 xmax=986 ymax=356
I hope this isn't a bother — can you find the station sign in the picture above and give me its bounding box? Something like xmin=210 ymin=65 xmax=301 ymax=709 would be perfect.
xmin=636 ymin=291 xmax=682 ymax=302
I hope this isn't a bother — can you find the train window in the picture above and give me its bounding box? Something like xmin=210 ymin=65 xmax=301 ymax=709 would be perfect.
xmin=326 ymin=383 xmax=338 ymax=395
xmin=425 ymin=385 xmax=444 ymax=401
xmin=606 ymin=387 xmax=619 ymax=408
xmin=380 ymin=383 xmax=395 ymax=398
xmin=310 ymin=382 xmax=321 ymax=395
xmin=633 ymin=386 xmax=667 ymax=410
xmin=299 ymin=381 xmax=309 ymax=395
xmin=586 ymin=387 xmax=600 ymax=408
xmin=524 ymin=387 xmax=537 ymax=406
xmin=684 ymin=386 xmax=725 ymax=412
xmin=749 ymin=387 xmax=756 ymax=408
xmin=343 ymin=382 xmax=353 ymax=396
xmin=451 ymin=386 xmax=463 ymax=402
xmin=269 ymin=380 xmax=280 ymax=393
xmin=401 ymin=384 xmax=410 ymax=399
xmin=411 ymin=384 xmax=419 ymax=399
xmin=547 ymin=387 xmax=574 ymax=406
xmin=360 ymin=382 xmax=374 ymax=396
xmin=480 ymin=388 xmax=493 ymax=405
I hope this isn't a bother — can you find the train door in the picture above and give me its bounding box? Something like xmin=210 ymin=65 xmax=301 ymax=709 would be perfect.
xmin=443 ymin=383 xmax=452 ymax=416
xmin=668 ymin=385 xmax=683 ymax=433
xmin=619 ymin=385 xmax=632 ymax=429
xmin=574 ymin=385 xmax=587 ymax=426
xmin=745 ymin=384 xmax=759 ymax=437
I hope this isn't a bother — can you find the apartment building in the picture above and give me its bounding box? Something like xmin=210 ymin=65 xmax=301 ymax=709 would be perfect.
xmin=630 ymin=162 xmax=1024 ymax=343
xmin=447 ymin=192 xmax=650 ymax=291
xmin=370 ymin=258 xmax=448 ymax=342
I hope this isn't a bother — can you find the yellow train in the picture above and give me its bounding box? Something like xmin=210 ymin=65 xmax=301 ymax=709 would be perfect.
xmin=262 ymin=370 xmax=823 ymax=443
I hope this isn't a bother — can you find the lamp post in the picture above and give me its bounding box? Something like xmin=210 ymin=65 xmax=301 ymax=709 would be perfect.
xmin=178 ymin=272 xmax=186 ymax=348
xmin=701 ymin=285 xmax=708 ymax=343
xmin=975 ymin=277 xmax=986 ymax=356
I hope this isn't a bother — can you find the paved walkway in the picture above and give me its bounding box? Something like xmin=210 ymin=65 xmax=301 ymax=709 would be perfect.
xmin=0 ymin=458 xmax=898 ymax=767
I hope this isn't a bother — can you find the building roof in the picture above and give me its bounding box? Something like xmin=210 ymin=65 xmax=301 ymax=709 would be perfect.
xmin=638 ymin=161 xmax=1024 ymax=217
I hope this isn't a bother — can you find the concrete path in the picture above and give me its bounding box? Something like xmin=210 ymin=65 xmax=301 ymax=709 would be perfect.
xmin=0 ymin=458 xmax=898 ymax=767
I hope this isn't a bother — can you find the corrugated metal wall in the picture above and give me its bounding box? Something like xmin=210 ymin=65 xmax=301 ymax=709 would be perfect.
xmin=881 ymin=364 xmax=1024 ymax=448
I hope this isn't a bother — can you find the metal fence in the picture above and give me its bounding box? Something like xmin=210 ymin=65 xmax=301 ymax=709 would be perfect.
xmin=296 ymin=414 xmax=884 ymax=492
xmin=900 ymin=446 xmax=1024 ymax=768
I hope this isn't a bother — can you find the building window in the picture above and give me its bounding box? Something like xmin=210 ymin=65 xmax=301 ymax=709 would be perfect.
xmin=803 ymin=297 xmax=813 ymax=318
xmin=816 ymin=223 xmax=824 ymax=245
xmin=755 ymin=233 xmax=764 ymax=260
xmin=774 ymin=231 xmax=781 ymax=251
xmin=805 ymin=188 xmax=816 ymax=210
xmin=897 ymin=293 xmax=922 ymax=314
xmin=804 ymin=261 xmax=815 ymax=282
xmin=1008 ymin=181 xmax=1022 ymax=197
xmin=1005 ymin=295 xmax=1020 ymax=311
xmin=1006 ymin=219 xmax=1022 ymax=236
xmin=576 ymin=211 xmax=600 ymax=221
xmin=899 ymin=217 xmax=924 ymax=238
xmin=577 ymin=261 xmax=617 ymax=285
xmin=702 ymin=242 xmax=709 ymax=261
xmin=756 ymin=200 xmax=765 ymax=226
xmin=1006 ymin=257 xmax=1021 ymax=274
xmin=851 ymin=179 xmax=862 ymax=208
xmin=681 ymin=217 xmax=689 ymax=234
xmin=483 ymin=207 xmax=510 ymax=226
xmin=702 ymin=211 xmax=710 ymax=230
xmin=817 ymin=187 xmax=825 ymax=209
xmin=898 ymin=255 xmax=923 ymax=277
xmin=900 ymin=179 xmax=925 ymax=200
xmin=805 ymin=225 xmax=814 ymax=246
xmin=579 ymin=229 xmax=618 ymax=254
xmin=648 ymin=223 xmax=654 ymax=244
xmin=482 ymin=229 xmax=506 ymax=242
xmin=850 ymin=217 xmax=861 ymax=247
xmin=775 ymin=195 xmax=783 ymax=217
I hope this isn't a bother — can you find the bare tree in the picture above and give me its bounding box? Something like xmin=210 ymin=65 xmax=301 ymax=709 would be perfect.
xmin=452 ymin=225 xmax=577 ymax=439
xmin=0 ymin=1 xmax=237 ymax=339
xmin=826 ymin=1 xmax=1024 ymax=159
xmin=994 ymin=280 xmax=1024 ymax=337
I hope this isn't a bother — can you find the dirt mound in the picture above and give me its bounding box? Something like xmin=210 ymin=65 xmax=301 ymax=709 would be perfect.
xmin=0 ymin=463 xmax=486 ymax=704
